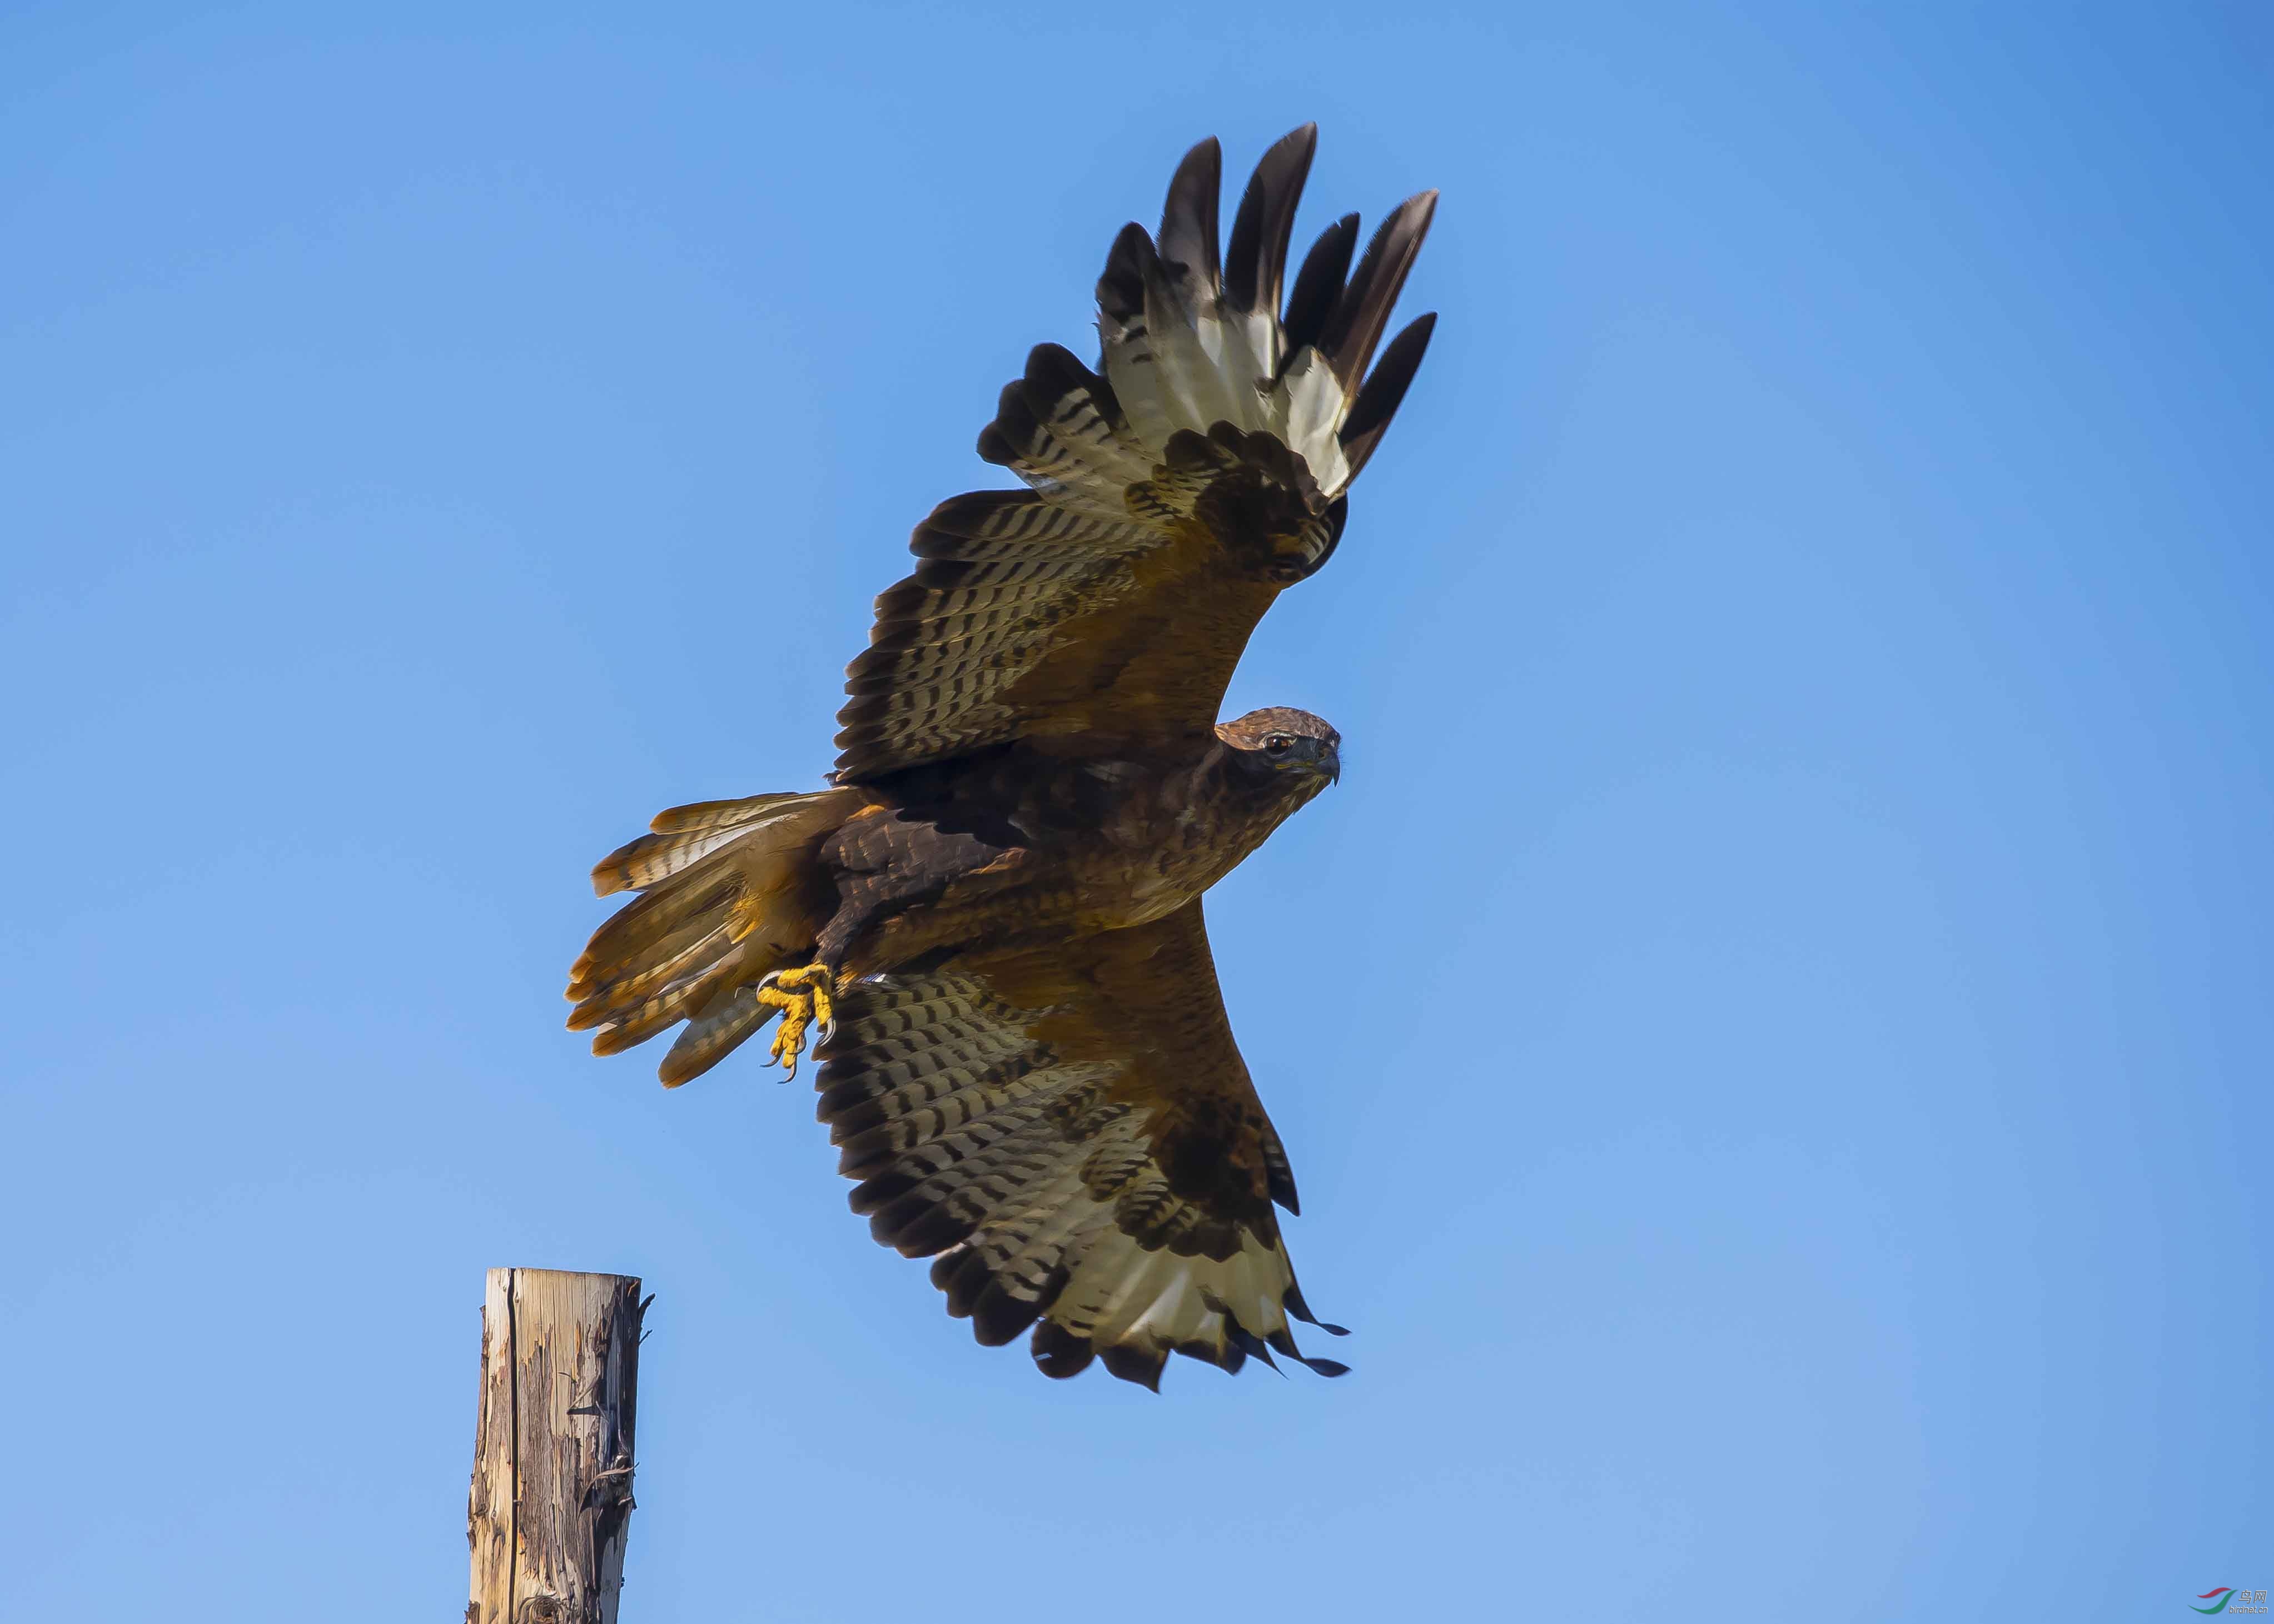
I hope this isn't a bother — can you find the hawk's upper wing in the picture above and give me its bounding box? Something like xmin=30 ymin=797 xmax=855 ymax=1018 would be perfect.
xmin=814 ymin=898 xmax=1349 ymax=1388
xmin=834 ymin=126 xmax=1435 ymax=783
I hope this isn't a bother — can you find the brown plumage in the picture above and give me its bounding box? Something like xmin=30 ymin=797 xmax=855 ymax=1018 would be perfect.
xmin=570 ymin=127 xmax=1436 ymax=1388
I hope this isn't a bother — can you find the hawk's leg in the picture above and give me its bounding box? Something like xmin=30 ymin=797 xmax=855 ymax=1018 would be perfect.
xmin=759 ymin=810 xmax=1019 ymax=1080
xmin=752 ymin=889 xmax=874 ymax=1079
xmin=754 ymin=962 xmax=840 ymax=1080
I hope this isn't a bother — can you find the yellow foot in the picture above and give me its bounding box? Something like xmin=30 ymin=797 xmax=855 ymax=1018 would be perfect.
xmin=755 ymin=962 xmax=838 ymax=1079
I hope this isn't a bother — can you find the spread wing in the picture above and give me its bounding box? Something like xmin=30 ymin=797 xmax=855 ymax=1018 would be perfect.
xmin=834 ymin=125 xmax=1436 ymax=783
xmin=813 ymin=899 xmax=1349 ymax=1388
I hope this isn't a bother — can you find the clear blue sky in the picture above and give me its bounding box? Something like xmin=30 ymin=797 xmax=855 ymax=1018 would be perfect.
xmin=4 ymin=3 xmax=2267 ymax=1618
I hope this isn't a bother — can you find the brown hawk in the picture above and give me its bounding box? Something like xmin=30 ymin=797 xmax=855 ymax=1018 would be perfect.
xmin=569 ymin=126 xmax=1436 ymax=1389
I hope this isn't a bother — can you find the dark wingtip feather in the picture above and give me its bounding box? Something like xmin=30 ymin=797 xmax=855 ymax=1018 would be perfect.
xmin=1224 ymin=1318 xmax=1287 ymax=1378
xmin=1283 ymin=1282 xmax=1351 ymax=1336
xmin=1280 ymin=213 xmax=1359 ymax=363
xmin=847 ymin=1169 xmax=918 ymax=1219
xmin=1342 ymin=313 xmax=1436 ymax=445
xmin=1318 ymin=190 xmax=1437 ymax=393
xmin=969 ymin=1283 xmax=1044 ymax=1348
xmin=1097 ymin=222 xmax=1155 ymax=323
xmin=1031 ymin=1320 xmax=1094 ymax=1379
xmin=877 ymin=1193 xmax=976 ymax=1258
xmin=1023 ymin=340 xmax=1099 ymax=411
xmin=1264 ymin=1324 xmax=1352 ymax=1378
xmin=929 ymin=1246 xmax=971 ymax=1295
xmin=936 ymin=1247 xmax=995 ymax=1320
xmin=1157 ymin=137 xmax=1223 ymax=295
xmin=1101 ymin=1342 xmax=1168 ymax=1392
xmin=1224 ymin=123 xmax=1318 ymax=316
xmin=974 ymin=378 xmax=1032 ymax=468
xmin=1338 ymin=312 xmax=1437 ymax=481
xmin=1175 ymin=1336 xmax=1246 ymax=1375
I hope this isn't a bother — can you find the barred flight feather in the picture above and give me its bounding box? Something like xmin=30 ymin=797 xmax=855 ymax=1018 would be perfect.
xmin=809 ymin=902 xmax=1345 ymax=1388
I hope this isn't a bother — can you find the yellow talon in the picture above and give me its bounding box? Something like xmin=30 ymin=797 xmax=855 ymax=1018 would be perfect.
xmin=755 ymin=962 xmax=838 ymax=1079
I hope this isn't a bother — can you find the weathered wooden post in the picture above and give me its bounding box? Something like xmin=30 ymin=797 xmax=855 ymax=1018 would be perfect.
xmin=467 ymin=1268 xmax=646 ymax=1624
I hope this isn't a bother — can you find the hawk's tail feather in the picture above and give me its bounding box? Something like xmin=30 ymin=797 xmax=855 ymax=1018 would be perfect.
xmin=660 ymin=984 xmax=769 ymax=1088
xmin=818 ymin=965 xmax=1346 ymax=1389
xmin=569 ymin=918 xmax=741 ymax=1039
xmin=589 ymin=790 xmax=824 ymax=896
xmin=580 ymin=946 xmax=756 ymax=1059
xmin=568 ymin=786 xmax=862 ymax=1084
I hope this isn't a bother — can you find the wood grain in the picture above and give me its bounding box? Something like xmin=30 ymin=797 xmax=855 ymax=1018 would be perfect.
xmin=466 ymin=1269 xmax=645 ymax=1624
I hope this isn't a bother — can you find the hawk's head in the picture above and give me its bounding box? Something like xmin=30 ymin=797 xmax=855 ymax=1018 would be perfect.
xmin=1216 ymin=707 xmax=1342 ymax=788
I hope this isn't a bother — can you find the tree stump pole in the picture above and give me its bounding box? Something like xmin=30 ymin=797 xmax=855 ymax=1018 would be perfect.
xmin=467 ymin=1268 xmax=646 ymax=1624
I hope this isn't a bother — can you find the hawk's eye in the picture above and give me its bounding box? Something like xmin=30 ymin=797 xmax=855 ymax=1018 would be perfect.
xmin=1264 ymin=735 xmax=1292 ymax=755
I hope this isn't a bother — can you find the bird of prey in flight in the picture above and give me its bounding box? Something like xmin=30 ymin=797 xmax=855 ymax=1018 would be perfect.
xmin=569 ymin=126 xmax=1436 ymax=1389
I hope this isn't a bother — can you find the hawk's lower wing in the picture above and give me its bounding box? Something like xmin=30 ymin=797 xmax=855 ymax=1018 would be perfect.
xmin=814 ymin=899 xmax=1348 ymax=1388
